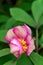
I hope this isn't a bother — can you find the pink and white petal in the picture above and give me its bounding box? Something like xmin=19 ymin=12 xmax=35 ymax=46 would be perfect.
xmin=13 ymin=26 xmax=27 ymax=39
xmin=26 ymin=35 xmax=32 ymax=45
xmin=26 ymin=38 xmax=35 ymax=56
xmin=5 ymin=29 xmax=17 ymax=42
xmin=13 ymin=51 xmax=20 ymax=58
xmin=10 ymin=38 xmax=22 ymax=47
xmin=10 ymin=38 xmax=24 ymax=54
xmin=23 ymin=24 xmax=32 ymax=35
xmin=10 ymin=44 xmax=20 ymax=58
xmin=10 ymin=44 xmax=20 ymax=53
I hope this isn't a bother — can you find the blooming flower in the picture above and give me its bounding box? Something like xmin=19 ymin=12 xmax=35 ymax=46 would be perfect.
xmin=5 ymin=24 xmax=35 ymax=58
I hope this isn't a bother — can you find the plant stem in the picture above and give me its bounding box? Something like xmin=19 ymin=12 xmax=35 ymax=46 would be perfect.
xmin=38 ymin=47 xmax=43 ymax=51
xmin=36 ymin=27 xmax=38 ymax=52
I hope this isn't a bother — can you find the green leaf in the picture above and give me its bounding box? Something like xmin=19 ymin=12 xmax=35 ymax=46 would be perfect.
xmin=0 ymin=23 xmax=6 ymax=30
xmin=38 ymin=15 xmax=43 ymax=28
xmin=16 ymin=54 xmax=33 ymax=65
xmin=18 ymin=2 xmax=31 ymax=11
xmin=0 ymin=15 xmax=9 ymax=23
xmin=0 ymin=48 xmax=10 ymax=57
xmin=4 ymin=60 xmax=13 ymax=65
xmin=5 ymin=18 xmax=16 ymax=29
xmin=10 ymin=8 xmax=35 ymax=28
xmin=32 ymin=0 xmax=43 ymax=22
xmin=0 ymin=30 xmax=8 ymax=42
xmin=30 ymin=52 xmax=43 ymax=65
xmin=0 ymin=54 xmax=16 ymax=65
xmin=0 ymin=42 xmax=8 ymax=50
xmin=5 ymin=18 xmax=24 ymax=29
xmin=4 ymin=60 xmax=17 ymax=65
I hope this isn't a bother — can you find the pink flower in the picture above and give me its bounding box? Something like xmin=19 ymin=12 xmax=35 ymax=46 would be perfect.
xmin=5 ymin=24 xmax=35 ymax=58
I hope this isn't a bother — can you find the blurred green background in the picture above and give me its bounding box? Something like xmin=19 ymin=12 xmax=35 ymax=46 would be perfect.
xmin=0 ymin=0 xmax=43 ymax=65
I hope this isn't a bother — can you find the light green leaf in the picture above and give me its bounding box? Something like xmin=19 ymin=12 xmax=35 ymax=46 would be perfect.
xmin=10 ymin=8 xmax=35 ymax=28
xmin=30 ymin=52 xmax=43 ymax=65
xmin=0 ymin=48 xmax=10 ymax=57
xmin=32 ymin=0 xmax=43 ymax=22
xmin=4 ymin=60 xmax=13 ymax=65
xmin=4 ymin=60 xmax=17 ymax=65
xmin=38 ymin=15 xmax=43 ymax=28
xmin=0 ymin=30 xmax=8 ymax=43
xmin=16 ymin=54 xmax=33 ymax=65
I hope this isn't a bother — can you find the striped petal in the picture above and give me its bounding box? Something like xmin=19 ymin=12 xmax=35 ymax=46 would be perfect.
xmin=10 ymin=44 xmax=20 ymax=58
xmin=26 ymin=38 xmax=35 ymax=55
xmin=26 ymin=35 xmax=32 ymax=45
xmin=9 ymin=38 xmax=24 ymax=58
xmin=13 ymin=26 xmax=27 ymax=39
xmin=5 ymin=29 xmax=17 ymax=42
xmin=23 ymin=24 xmax=32 ymax=35
xmin=13 ymin=51 xmax=20 ymax=58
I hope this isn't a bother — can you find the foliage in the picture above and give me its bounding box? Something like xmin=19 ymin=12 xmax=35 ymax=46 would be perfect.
xmin=0 ymin=0 xmax=43 ymax=65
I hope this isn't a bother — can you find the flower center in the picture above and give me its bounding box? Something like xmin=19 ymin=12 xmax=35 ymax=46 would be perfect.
xmin=18 ymin=39 xmax=28 ymax=52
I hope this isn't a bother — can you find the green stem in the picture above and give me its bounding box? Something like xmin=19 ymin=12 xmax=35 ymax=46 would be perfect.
xmin=36 ymin=27 xmax=38 ymax=52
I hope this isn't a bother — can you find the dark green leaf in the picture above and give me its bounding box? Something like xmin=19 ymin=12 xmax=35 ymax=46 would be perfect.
xmin=18 ymin=2 xmax=31 ymax=11
xmin=30 ymin=52 xmax=43 ymax=65
xmin=5 ymin=18 xmax=24 ymax=29
xmin=5 ymin=18 xmax=16 ymax=29
xmin=0 ymin=15 xmax=9 ymax=23
xmin=0 ymin=23 xmax=6 ymax=30
xmin=0 ymin=54 xmax=16 ymax=65
xmin=16 ymin=54 xmax=33 ymax=65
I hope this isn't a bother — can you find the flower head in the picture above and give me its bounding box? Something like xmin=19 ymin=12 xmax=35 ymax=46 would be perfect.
xmin=5 ymin=24 xmax=35 ymax=58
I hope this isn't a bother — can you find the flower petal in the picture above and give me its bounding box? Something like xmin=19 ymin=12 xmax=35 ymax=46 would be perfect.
xmin=10 ymin=44 xmax=20 ymax=58
xmin=26 ymin=35 xmax=32 ymax=45
xmin=5 ymin=29 xmax=17 ymax=42
xmin=13 ymin=26 xmax=27 ymax=39
xmin=13 ymin=51 xmax=20 ymax=58
xmin=23 ymin=24 xmax=32 ymax=35
xmin=10 ymin=44 xmax=20 ymax=53
xmin=26 ymin=38 xmax=35 ymax=55
xmin=9 ymin=38 xmax=24 ymax=58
